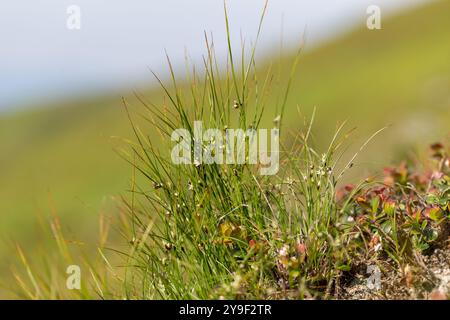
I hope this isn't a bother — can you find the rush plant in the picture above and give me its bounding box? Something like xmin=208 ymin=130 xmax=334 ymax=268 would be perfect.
xmin=118 ymin=2 xmax=381 ymax=299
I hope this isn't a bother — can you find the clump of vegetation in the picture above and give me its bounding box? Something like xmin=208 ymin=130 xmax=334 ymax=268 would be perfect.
xmin=340 ymin=143 xmax=449 ymax=258
xmin=115 ymin=2 xmax=363 ymax=299
xmin=336 ymin=142 xmax=449 ymax=299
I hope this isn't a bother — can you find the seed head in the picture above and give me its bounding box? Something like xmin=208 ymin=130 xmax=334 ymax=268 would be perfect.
xmin=153 ymin=182 xmax=163 ymax=189
xmin=273 ymin=115 xmax=281 ymax=125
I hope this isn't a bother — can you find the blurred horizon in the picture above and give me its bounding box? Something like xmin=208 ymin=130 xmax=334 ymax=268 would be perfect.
xmin=0 ymin=0 xmax=430 ymax=112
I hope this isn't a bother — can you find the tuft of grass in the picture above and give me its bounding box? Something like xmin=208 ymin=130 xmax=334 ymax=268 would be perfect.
xmin=117 ymin=3 xmax=384 ymax=299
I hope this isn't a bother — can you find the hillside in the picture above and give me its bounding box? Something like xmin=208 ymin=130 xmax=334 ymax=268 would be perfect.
xmin=0 ymin=0 xmax=448 ymax=263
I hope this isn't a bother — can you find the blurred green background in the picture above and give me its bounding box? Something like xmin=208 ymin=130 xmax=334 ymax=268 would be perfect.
xmin=0 ymin=0 xmax=448 ymax=294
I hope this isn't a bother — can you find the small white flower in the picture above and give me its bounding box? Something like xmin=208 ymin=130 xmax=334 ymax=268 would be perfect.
xmin=231 ymin=274 xmax=242 ymax=290
xmin=374 ymin=243 xmax=382 ymax=252
xmin=285 ymin=177 xmax=295 ymax=185
xmin=273 ymin=115 xmax=281 ymax=124
xmin=278 ymin=244 xmax=289 ymax=257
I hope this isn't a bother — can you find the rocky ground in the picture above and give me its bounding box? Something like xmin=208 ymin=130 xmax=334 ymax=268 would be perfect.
xmin=340 ymin=245 xmax=449 ymax=300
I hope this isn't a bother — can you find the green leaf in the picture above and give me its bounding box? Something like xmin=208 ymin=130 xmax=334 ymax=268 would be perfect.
xmin=371 ymin=196 xmax=380 ymax=215
xmin=425 ymin=194 xmax=439 ymax=205
xmin=337 ymin=264 xmax=351 ymax=271
xmin=428 ymin=207 xmax=443 ymax=222
xmin=421 ymin=220 xmax=427 ymax=230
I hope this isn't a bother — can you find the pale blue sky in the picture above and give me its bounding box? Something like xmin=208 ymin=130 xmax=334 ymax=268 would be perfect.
xmin=0 ymin=0 xmax=429 ymax=110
